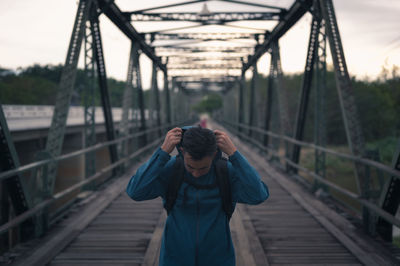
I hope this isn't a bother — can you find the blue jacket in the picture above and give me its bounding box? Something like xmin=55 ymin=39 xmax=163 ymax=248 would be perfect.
xmin=126 ymin=147 xmax=269 ymax=266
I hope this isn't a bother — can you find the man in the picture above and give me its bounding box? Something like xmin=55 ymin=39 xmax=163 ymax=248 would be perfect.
xmin=126 ymin=126 xmax=269 ymax=266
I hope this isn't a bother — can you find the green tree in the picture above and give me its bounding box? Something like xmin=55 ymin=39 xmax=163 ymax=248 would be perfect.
xmin=193 ymin=93 xmax=223 ymax=114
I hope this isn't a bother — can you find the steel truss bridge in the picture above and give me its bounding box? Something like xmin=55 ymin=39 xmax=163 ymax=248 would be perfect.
xmin=0 ymin=0 xmax=400 ymax=265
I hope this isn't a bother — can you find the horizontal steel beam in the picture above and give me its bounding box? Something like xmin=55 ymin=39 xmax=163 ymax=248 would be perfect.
xmin=168 ymin=64 xmax=242 ymax=70
xmin=242 ymin=0 xmax=313 ymax=72
xmin=150 ymin=32 xmax=260 ymax=41
xmin=124 ymin=12 xmax=281 ymax=22
xmin=173 ymin=76 xmax=238 ymax=82
xmin=156 ymin=46 xmax=254 ymax=54
xmin=98 ymin=0 xmax=166 ymax=73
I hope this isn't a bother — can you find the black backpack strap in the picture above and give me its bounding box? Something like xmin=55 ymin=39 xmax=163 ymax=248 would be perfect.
xmin=164 ymin=156 xmax=185 ymax=215
xmin=215 ymin=158 xmax=233 ymax=220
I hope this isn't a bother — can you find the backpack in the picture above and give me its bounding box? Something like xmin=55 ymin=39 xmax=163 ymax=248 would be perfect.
xmin=164 ymin=156 xmax=234 ymax=220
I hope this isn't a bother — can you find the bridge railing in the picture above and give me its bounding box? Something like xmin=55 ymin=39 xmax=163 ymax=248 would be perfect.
xmin=0 ymin=118 xmax=195 ymax=240
xmin=218 ymin=118 xmax=400 ymax=231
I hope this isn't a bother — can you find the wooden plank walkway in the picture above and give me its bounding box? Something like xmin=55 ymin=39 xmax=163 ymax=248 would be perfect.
xmin=10 ymin=121 xmax=399 ymax=266
xmin=49 ymin=196 xmax=163 ymax=266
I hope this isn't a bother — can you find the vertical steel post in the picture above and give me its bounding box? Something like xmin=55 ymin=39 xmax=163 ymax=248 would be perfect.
xmin=133 ymin=49 xmax=147 ymax=146
xmin=248 ymin=64 xmax=258 ymax=137
xmin=264 ymin=51 xmax=275 ymax=149
xmin=319 ymin=0 xmax=368 ymax=230
xmin=377 ymin=139 xmax=400 ymax=241
xmin=83 ymin=13 xmax=97 ymax=184
xmin=238 ymin=72 xmax=245 ymax=133
xmin=151 ymin=62 xmax=162 ymax=137
xmin=36 ymin=0 xmax=92 ymax=198
xmin=119 ymin=42 xmax=136 ymax=163
xmin=313 ymin=5 xmax=327 ymax=191
xmin=31 ymin=0 xmax=93 ymax=236
xmin=164 ymin=71 xmax=171 ymax=127
xmin=290 ymin=15 xmax=320 ymax=172
xmin=90 ymin=5 xmax=119 ymax=171
xmin=0 ymin=103 xmax=33 ymax=239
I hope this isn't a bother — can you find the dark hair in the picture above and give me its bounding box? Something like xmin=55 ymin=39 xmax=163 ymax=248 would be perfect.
xmin=182 ymin=127 xmax=217 ymax=160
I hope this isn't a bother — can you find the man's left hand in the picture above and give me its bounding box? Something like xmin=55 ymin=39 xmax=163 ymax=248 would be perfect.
xmin=214 ymin=130 xmax=237 ymax=157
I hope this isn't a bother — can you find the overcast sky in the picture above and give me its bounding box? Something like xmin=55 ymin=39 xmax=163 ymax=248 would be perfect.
xmin=1 ymin=0 xmax=399 ymax=89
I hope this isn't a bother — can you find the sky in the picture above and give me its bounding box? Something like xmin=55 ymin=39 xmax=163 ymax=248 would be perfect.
xmin=0 ymin=0 xmax=400 ymax=89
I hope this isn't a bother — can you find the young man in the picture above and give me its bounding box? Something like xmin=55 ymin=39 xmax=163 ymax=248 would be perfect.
xmin=126 ymin=126 xmax=269 ymax=266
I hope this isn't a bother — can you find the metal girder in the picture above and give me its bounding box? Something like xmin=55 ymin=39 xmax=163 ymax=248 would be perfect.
xmin=131 ymin=43 xmax=147 ymax=146
xmin=150 ymin=32 xmax=259 ymax=41
xmin=291 ymin=13 xmax=320 ymax=171
xmin=264 ymin=47 xmax=274 ymax=148
xmin=151 ymin=62 xmax=162 ymax=137
xmin=131 ymin=0 xmax=285 ymax=13
xmin=272 ymin=41 xmax=291 ymax=140
xmin=36 ymin=0 xmax=92 ymax=201
xmin=168 ymin=69 xmax=241 ymax=76
xmin=377 ymin=139 xmax=400 ymax=241
xmin=125 ymin=12 xmax=281 ymax=23
xmin=319 ymin=0 xmax=365 ymax=193
xmin=83 ymin=10 xmax=97 ymax=182
xmin=173 ymin=76 xmax=238 ymax=83
xmin=90 ymin=6 xmax=119 ymax=169
xmin=248 ymin=64 xmax=258 ymax=137
xmin=0 ymin=103 xmax=33 ymax=234
xmin=119 ymin=42 xmax=136 ymax=161
xmin=243 ymin=0 xmax=313 ymax=72
xmin=97 ymin=0 xmax=166 ymax=73
xmin=313 ymin=6 xmax=327 ymax=189
xmin=168 ymin=64 xmax=242 ymax=70
xmin=168 ymin=57 xmax=243 ymax=63
xmin=156 ymin=46 xmax=254 ymax=54
xmin=164 ymin=72 xmax=172 ymax=125
xmin=238 ymin=72 xmax=245 ymax=133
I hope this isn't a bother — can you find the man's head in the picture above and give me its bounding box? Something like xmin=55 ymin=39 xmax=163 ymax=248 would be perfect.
xmin=180 ymin=127 xmax=217 ymax=178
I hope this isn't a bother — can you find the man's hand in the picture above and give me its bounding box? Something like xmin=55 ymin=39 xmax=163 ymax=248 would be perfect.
xmin=214 ymin=130 xmax=237 ymax=156
xmin=161 ymin=127 xmax=183 ymax=154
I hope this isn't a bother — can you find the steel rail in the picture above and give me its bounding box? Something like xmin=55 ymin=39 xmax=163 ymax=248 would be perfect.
xmin=219 ymin=119 xmax=400 ymax=228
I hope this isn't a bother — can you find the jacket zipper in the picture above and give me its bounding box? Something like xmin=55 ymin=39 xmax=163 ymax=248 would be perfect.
xmin=195 ymin=190 xmax=199 ymax=266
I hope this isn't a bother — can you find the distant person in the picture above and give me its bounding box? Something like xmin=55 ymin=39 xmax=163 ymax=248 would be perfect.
xmin=126 ymin=126 xmax=269 ymax=266
xmin=199 ymin=118 xmax=207 ymax=128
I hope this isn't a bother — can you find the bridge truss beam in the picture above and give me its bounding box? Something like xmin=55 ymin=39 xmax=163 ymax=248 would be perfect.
xmin=124 ymin=12 xmax=281 ymax=23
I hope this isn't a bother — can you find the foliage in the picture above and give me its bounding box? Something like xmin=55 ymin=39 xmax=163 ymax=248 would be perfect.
xmin=245 ymin=67 xmax=399 ymax=147
xmin=192 ymin=93 xmax=223 ymax=114
xmin=0 ymin=64 xmax=126 ymax=107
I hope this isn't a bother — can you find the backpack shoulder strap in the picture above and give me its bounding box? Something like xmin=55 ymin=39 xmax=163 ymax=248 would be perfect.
xmin=164 ymin=156 xmax=185 ymax=215
xmin=215 ymin=158 xmax=233 ymax=220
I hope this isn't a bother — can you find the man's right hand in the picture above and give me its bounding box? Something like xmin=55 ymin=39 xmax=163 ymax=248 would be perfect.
xmin=161 ymin=127 xmax=183 ymax=154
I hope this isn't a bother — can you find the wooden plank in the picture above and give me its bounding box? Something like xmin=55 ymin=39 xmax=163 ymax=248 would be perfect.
xmin=238 ymin=204 xmax=270 ymax=266
xmin=231 ymin=205 xmax=258 ymax=266
xmin=142 ymin=211 xmax=166 ymax=266
xmin=221 ymin=122 xmax=387 ymax=266
xmin=13 ymin=159 xmax=150 ymax=266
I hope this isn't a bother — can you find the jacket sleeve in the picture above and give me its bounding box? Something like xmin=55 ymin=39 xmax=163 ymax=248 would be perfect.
xmin=126 ymin=147 xmax=172 ymax=201
xmin=228 ymin=151 xmax=269 ymax=204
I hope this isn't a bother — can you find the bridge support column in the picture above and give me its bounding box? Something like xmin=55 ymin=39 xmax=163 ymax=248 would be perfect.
xmin=313 ymin=7 xmax=327 ymax=192
xmin=248 ymin=64 xmax=258 ymax=138
xmin=376 ymin=140 xmax=400 ymax=241
xmin=90 ymin=5 xmax=119 ymax=174
xmin=238 ymin=72 xmax=245 ymax=134
xmin=83 ymin=9 xmax=97 ymax=187
xmin=0 ymin=103 xmax=34 ymax=243
xmin=151 ymin=61 xmax=162 ymax=138
xmin=164 ymin=71 xmax=171 ymax=128
xmin=290 ymin=13 xmax=320 ymax=172
xmin=119 ymin=42 xmax=136 ymax=169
